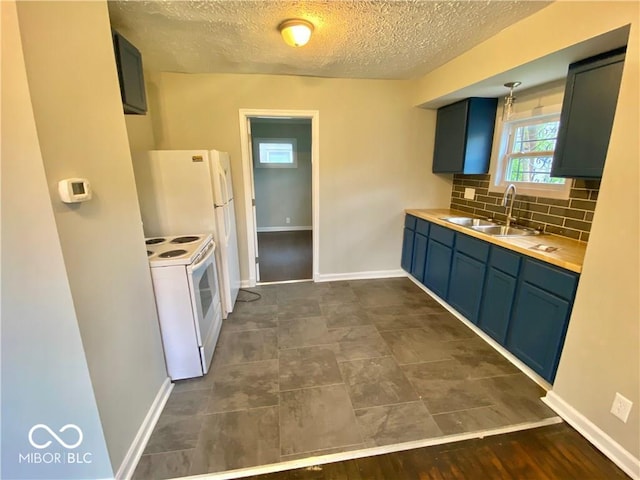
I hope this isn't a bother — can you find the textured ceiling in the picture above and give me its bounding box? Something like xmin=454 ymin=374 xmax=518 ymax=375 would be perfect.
xmin=107 ymin=1 xmax=551 ymax=80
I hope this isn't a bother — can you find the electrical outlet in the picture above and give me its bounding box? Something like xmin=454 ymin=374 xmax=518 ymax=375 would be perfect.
xmin=285 ymin=217 xmax=291 ymax=224
xmin=610 ymin=392 xmax=633 ymax=423
xmin=464 ymin=187 xmax=476 ymax=200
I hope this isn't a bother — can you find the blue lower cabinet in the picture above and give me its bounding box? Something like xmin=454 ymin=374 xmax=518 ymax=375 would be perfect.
xmin=507 ymin=282 xmax=571 ymax=382
xmin=424 ymin=239 xmax=452 ymax=297
xmin=411 ymin=233 xmax=429 ymax=283
xmin=399 ymin=217 xmax=578 ymax=384
xmin=478 ymin=268 xmax=517 ymax=344
xmin=448 ymin=252 xmax=486 ymax=323
xmin=401 ymin=227 xmax=415 ymax=272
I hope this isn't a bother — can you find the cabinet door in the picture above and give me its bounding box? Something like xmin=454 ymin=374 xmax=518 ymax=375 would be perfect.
xmin=448 ymin=252 xmax=486 ymax=323
xmin=432 ymin=101 xmax=468 ymax=173
xmin=432 ymin=98 xmax=497 ymax=174
xmin=507 ymin=283 xmax=571 ymax=382
xmin=552 ymin=49 xmax=625 ymax=178
xmin=401 ymin=228 xmax=415 ymax=272
xmin=411 ymin=233 xmax=429 ymax=283
xmin=424 ymin=239 xmax=452 ymax=298
xmin=478 ymin=268 xmax=517 ymax=344
xmin=113 ymin=30 xmax=147 ymax=114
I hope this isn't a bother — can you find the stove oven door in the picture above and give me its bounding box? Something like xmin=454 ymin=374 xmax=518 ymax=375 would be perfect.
xmin=187 ymin=241 xmax=223 ymax=374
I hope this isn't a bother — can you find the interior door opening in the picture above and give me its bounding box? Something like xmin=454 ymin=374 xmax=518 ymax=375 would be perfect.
xmin=239 ymin=110 xmax=319 ymax=286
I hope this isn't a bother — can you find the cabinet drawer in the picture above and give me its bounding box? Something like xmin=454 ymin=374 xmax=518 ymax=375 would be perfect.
xmin=404 ymin=215 xmax=417 ymax=230
xmin=489 ymin=246 xmax=521 ymax=277
xmin=455 ymin=234 xmax=489 ymax=262
xmin=415 ymin=219 xmax=430 ymax=237
xmin=522 ymin=259 xmax=578 ymax=301
xmin=429 ymin=224 xmax=455 ymax=247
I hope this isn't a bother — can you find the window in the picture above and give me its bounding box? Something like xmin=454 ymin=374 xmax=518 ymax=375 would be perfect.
xmin=255 ymin=138 xmax=297 ymax=168
xmin=491 ymin=108 xmax=571 ymax=198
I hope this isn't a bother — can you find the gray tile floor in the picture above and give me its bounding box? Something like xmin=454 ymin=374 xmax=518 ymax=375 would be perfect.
xmin=133 ymin=278 xmax=556 ymax=479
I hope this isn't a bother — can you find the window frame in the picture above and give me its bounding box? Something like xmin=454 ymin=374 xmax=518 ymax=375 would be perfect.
xmin=489 ymin=105 xmax=571 ymax=199
xmin=254 ymin=137 xmax=298 ymax=168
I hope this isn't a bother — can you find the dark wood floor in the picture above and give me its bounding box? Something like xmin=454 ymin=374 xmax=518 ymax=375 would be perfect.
xmin=257 ymin=230 xmax=312 ymax=282
xmin=245 ymin=423 xmax=628 ymax=480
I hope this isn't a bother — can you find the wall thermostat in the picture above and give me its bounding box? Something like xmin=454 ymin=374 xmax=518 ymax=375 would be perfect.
xmin=58 ymin=178 xmax=92 ymax=203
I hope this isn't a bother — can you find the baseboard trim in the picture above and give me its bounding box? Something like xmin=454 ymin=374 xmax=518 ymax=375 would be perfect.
xmin=115 ymin=377 xmax=173 ymax=480
xmin=405 ymin=274 xmax=639 ymax=479
xmin=240 ymin=280 xmax=253 ymax=288
xmin=315 ymin=269 xmax=407 ymax=282
xmin=543 ymin=391 xmax=640 ymax=479
xmin=406 ymin=274 xmax=552 ymax=390
xmin=171 ymin=417 xmax=561 ymax=480
xmin=257 ymin=226 xmax=312 ymax=232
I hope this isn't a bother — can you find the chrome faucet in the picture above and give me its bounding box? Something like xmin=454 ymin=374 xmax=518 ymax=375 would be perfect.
xmin=502 ymin=184 xmax=517 ymax=229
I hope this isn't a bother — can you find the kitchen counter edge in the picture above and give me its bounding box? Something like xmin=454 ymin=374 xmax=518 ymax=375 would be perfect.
xmin=405 ymin=208 xmax=586 ymax=273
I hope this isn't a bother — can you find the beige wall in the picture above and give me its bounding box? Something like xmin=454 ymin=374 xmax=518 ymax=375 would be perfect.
xmin=125 ymin=111 xmax=157 ymax=151
xmin=416 ymin=1 xmax=639 ymax=460
xmin=16 ymin=1 xmax=168 ymax=471
xmin=146 ymin=72 xmax=452 ymax=278
xmin=1 ymin=2 xmax=112 ymax=477
xmin=124 ymin=74 xmax=157 ymax=151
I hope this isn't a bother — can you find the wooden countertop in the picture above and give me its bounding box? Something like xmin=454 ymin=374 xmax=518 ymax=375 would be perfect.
xmin=405 ymin=208 xmax=586 ymax=273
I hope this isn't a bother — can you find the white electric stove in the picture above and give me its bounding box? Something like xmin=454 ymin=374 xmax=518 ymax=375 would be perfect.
xmin=145 ymin=234 xmax=222 ymax=380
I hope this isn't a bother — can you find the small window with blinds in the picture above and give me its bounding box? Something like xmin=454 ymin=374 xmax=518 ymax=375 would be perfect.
xmin=255 ymin=138 xmax=297 ymax=168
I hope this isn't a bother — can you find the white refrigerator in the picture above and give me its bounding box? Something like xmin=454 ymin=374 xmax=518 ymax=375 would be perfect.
xmin=132 ymin=149 xmax=241 ymax=318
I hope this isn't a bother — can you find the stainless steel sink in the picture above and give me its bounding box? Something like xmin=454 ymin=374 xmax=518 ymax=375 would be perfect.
xmin=441 ymin=216 xmax=541 ymax=237
xmin=442 ymin=217 xmax=497 ymax=227
xmin=471 ymin=225 xmax=541 ymax=237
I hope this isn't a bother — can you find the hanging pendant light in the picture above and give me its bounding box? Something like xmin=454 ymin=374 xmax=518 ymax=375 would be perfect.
xmin=278 ymin=19 xmax=314 ymax=47
xmin=502 ymin=81 xmax=522 ymax=121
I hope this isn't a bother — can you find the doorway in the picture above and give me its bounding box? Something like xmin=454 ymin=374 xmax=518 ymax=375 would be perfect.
xmin=239 ymin=110 xmax=319 ymax=285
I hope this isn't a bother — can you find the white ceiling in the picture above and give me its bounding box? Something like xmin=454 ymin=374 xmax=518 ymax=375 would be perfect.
xmin=107 ymin=0 xmax=552 ymax=80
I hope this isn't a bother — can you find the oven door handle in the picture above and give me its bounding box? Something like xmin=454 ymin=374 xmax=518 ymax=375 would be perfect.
xmin=190 ymin=241 xmax=215 ymax=272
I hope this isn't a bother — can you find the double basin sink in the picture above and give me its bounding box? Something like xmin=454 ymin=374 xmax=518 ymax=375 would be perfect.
xmin=442 ymin=217 xmax=541 ymax=237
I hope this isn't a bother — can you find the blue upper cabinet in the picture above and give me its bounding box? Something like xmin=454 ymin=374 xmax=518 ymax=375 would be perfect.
xmin=432 ymin=97 xmax=498 ymax=174
xmin=113 ymin=30 xmax=148 ymax=115
xmin=551 ymin=48 xmax=626 ymax=178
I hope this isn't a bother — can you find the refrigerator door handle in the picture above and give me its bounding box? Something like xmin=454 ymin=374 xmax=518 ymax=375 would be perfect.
xmin=219 ymin=169 xmax=230 ymax=203
xmin=223 ymin=203 xmax=231 ymax=243
xmin=218 ymin=169 xmax=232 ymax=242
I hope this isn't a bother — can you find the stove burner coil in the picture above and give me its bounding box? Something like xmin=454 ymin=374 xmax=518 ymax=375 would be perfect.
xmin=145 ymin=238 xmax=166 ymax=245
xmin=159 ymin=249 xmax=188 ymax=258
xmin=171 ymin=236 xmax=200 ymax=244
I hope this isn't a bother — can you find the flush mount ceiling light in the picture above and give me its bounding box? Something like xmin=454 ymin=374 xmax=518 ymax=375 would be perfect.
xmin=278 ymin=19 xmax=314 ymax=47
xmin=502 ymin=81 xmax=522 ymax=121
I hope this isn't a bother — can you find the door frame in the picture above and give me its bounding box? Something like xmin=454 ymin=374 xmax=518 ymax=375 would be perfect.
xmin=238 ymin=109 xmax=320 ymax=286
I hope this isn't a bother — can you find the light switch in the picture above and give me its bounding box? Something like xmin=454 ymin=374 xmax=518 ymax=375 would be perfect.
xmin=464 ymin=188 xmax=476 ymax=200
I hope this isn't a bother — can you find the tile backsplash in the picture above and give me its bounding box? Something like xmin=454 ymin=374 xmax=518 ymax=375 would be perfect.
xmin=450 ymin=174 xmax=600 ymax=242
